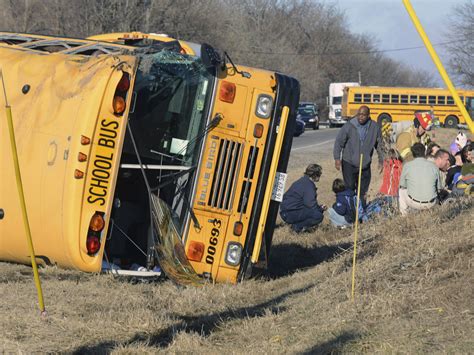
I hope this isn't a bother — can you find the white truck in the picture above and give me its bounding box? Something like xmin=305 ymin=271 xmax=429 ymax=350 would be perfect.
xmin=328 ymin=82 xmax=360 ymax=127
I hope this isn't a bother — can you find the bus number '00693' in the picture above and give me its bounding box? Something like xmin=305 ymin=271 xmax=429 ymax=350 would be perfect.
xmin=206 ymin=218 xmax=221 ymax=264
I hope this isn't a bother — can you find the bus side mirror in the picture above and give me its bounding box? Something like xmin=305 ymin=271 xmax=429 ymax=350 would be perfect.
xmin=201 ymin=43 xmax=223 ymax=71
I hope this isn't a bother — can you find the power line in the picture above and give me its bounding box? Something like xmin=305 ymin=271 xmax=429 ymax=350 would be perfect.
xmin=231 ymin=40 xmax=467 ymax=57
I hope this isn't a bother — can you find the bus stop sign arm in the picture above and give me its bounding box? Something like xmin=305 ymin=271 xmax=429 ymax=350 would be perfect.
xmin=402 ymin=0 xmax=474 ymax=134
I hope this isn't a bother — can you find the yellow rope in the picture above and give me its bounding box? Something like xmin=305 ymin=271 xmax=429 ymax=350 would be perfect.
xmin=1 ymin=70 xmax=46 ymax=315
xmin=351 ymin=153 xmax=363 ymax=301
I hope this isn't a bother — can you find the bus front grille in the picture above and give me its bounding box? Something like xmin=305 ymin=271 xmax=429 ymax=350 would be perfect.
xmin=208 ymin=139 xmax=243 ymax=210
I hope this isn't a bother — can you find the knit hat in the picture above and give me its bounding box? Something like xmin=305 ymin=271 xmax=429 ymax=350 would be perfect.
xmin=414 ymin=111 xmax=433 ymax=131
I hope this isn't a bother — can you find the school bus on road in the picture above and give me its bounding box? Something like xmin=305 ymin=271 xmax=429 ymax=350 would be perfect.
xmin=342 ymin=86 xmax=474 ymax=127
xmin=0 ymin=32 xmax=299 ymax=284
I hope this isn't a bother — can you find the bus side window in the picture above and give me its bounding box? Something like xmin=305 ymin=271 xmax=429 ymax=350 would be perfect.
xmin=354 ymin=94 xmax=362 ymax=103
xmin=401 ymin=95 xmax=408 ymax=104
xmin=419 ymin=95 xmax=427 ymax=104
xmin=391 ymin=94 xmax=399 ymax=104
xmin=373 ymin=94 xmax=380 ymax=103
xmin=437 ymin=96 xmax=446 ymax=105
xmin=382 ymin=94 xmax=390 ymax=103
xmin=410 ymin=95 xmax=418 ymax=104
xmin=468 ymin=97 xmax=474 ymax=109
xmin=447 ymin=96 xmax=454 ymax=105
xmin=363 ymin=94 xmax=371 ymax=103
xmin=428 ymin=96 xmax=436 ymax=105
xmin=460 ymin=96 xmax=465 ymax=103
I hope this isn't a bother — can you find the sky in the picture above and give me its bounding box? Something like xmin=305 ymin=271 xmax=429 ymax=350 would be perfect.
xmin=328 ymin=0 xmax=465 ymax=86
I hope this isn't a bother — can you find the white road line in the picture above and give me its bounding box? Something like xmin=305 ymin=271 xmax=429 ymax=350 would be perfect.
xmin=292 ymin=139 xmax=335 ymax=151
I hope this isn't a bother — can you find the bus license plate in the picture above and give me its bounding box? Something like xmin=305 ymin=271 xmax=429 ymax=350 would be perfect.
xmin=271 ymin=172 xmax=287 ymax=202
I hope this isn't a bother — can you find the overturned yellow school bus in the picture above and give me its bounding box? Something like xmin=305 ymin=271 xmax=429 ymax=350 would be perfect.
xmin=0 ymin=32 xmax=299 ymax=284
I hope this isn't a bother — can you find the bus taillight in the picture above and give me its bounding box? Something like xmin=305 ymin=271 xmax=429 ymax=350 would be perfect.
xmin=89 ymin=213 xmax=105 ymax=232
xmin=116 ymin=74 xmax=130 ymax=92
xmin=86 ymin=212 xmax=105 ymax=255
xmin=86 ymin=235 xmax=101 ymax=255
xmin=113 ymin=96 xmax=126 ymax=115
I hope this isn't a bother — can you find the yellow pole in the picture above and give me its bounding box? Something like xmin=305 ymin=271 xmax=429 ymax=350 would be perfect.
xmin=351 ymin=154 xmax=363 ymax=301
xmin=0 ymin=70 xmax=46 ymax=315
xmin=402 ymin=0 xmax=474 ymax=134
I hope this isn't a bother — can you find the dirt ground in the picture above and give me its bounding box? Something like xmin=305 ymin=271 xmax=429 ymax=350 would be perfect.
xmin=0 ymin=128 xmax=473 ymax=353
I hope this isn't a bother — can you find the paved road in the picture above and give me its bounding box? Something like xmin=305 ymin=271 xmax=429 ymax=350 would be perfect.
xmin=291 ymin=127 xmax=340 ymax=153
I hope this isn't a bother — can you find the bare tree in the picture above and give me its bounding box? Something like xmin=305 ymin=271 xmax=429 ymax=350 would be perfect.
xmin=445 ymin=1 xmax=474 ymax=87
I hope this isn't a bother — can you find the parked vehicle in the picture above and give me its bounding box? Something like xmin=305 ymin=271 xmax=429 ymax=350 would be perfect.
xmin=297 ymin=102 xmax=319 ymax=129
xmin=328 ymin=82 xmax=359 ymax=127
xmin=294 ymin=118 xmax=305 ymax=137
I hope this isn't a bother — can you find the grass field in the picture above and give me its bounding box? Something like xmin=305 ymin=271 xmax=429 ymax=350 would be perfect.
xmin=0 ymin=128 xmax=473 ymax=353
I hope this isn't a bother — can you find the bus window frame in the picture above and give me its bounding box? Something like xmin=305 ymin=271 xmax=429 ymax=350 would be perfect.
xmin=382 ymin=94 xmax=390 ymax=103
xmin=410 ymin=95 xmax=418 ymax=104
xmin=391 ymin=94 xmax=399 ymax=104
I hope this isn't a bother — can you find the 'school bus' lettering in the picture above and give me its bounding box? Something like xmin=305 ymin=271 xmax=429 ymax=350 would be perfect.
xmin=87 ymin=118 xmax=120 ymax=206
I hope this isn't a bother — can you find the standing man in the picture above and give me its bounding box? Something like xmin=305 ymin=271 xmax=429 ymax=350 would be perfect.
xmin=333 ymin=105 xmax=383 ymax=205
xmin=398 ymin=143 xmax=442 ymax=215
xmin=396 ymin=111 xmax=433 ymax=161
xmin=280 ymin=164 xmax=327 ymax=233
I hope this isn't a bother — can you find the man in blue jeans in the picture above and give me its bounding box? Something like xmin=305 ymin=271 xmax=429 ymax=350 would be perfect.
xmin=280 ymin=164 xmax=327 ymax=232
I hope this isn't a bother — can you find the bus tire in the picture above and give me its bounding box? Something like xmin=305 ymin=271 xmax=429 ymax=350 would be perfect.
xmin=377 ymin=113 xmax=392 ymax=125
xmin=444 ymin=115 xmax=458 ymax=128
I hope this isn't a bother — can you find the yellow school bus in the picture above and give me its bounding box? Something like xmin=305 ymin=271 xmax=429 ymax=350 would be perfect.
xmin=342 ymin=86 xmax=474 ymax=128
xmin=0 ymin=32 xmax=300 ymax=284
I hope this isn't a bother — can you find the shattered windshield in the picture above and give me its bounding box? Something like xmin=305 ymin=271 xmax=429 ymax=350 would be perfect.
xmin=127 ymin=50 xmax=213 ymax=166
xmin=121 ymin=50 xmax=214 ymax=234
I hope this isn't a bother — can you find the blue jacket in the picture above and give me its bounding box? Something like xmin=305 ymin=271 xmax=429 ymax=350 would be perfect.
xmin=281 ymin=175 xmax=322 ymax=213
xmin=332 ymin=189 xmax=357 ymax=223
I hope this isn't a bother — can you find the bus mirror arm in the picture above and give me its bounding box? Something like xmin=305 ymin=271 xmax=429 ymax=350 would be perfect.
xmin=224 ymin=52 xmax=251 ymax=78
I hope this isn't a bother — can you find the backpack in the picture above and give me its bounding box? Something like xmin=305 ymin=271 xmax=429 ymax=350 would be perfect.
xmin=452 ymin=163 xmax=474 ymax=196
xmin=345 ymin=195 xmax=366 ymax=223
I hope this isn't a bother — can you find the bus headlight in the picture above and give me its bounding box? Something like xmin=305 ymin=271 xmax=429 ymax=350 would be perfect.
xmin=255 ymin=94 xmax=273 ymax=118
xmin=225 ymin=242 xmax=242 ymax=266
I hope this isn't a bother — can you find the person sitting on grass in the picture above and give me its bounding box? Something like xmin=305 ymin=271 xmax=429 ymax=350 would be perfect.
xmin=328 ymin=178 xmax=360 ymax=228
xmin=280 ymin=164 xmax=327 ymax=233
xmin=398 ymin=143 xmax=442 ymax=216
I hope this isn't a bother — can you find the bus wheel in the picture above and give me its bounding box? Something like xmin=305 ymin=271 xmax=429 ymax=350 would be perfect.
xmin=377 ymin=113 xmax=392 ymax=125
xmin=444 ymin=115 xmax=458 ymax=128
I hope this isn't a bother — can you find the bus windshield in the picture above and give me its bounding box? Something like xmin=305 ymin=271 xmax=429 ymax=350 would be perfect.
xmin=126 ymin=50 xmax=214 ymax=167
xmin=118 ymin=50 xmax=214 ymax=234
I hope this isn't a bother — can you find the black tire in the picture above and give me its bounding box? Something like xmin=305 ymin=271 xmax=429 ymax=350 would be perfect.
xmin=377 ymin=113 xmax=392 ymax=126
xmin=444 ymin=115 xmax=458 ymax=128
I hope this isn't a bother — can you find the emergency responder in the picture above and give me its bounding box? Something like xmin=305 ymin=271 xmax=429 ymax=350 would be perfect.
xmin=396 ymin=111 xmax=433 ymax=162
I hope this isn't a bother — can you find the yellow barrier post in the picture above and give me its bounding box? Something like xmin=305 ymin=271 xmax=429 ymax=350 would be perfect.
xmin=1 ymin=70 xmax=46 ymax=315
xmin=402 ymin=0 xmax=474 ymax=134
xmin=351 ymin=154 xmax=363 ymax=301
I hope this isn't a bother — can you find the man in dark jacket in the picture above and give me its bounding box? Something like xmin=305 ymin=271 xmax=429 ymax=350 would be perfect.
xmin=280 ymin=164 xmax=327 ymax=233
xmin=333 ymin=105 xmax=383 ymax=205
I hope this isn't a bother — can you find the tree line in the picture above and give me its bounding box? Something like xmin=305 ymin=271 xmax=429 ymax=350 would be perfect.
xmin=1 ymin=0 xmax=471 ymax=110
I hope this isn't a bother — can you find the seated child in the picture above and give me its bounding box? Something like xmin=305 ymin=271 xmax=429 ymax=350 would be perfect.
xmin=328 ymin=178 xmax=361 ymax=227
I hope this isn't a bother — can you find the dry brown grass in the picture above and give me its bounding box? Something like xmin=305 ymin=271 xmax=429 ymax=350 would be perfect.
xmin=0 ymin=128 xmax=473 ymax=353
